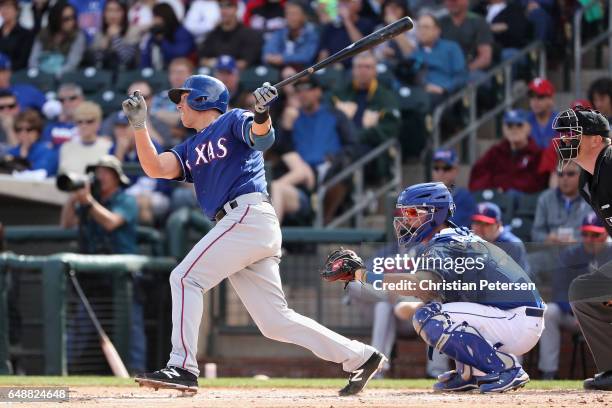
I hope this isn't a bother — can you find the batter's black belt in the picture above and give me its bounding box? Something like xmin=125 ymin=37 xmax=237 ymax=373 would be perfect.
xmin=214 ymin=192 xmax=271 ymax=222
xmin=525 ymin=307 xmax=544 ymax=317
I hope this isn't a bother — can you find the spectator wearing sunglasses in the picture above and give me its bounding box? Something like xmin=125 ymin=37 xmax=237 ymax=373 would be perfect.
xmin=526 ymin=77 xmax=557 ymax=149
xmin=5 ymin=109 xmax=58 ymax=176
xmin=0 ymin=53 xmax=46 ymax=112
xmin=471 ymin=201 xmax=530 ymax=275
xmin=430 ymin=147 xmax=475 ymax=227
xmin=58 ymin=101 xmax=111 ymax=175
xmin=532 ymin=161 xmax=591 ymax=243
xmin=469 ymin=109 xmax=548 ymax=193
xmin=0 ymin=88 xmax=19 ymax=148
xmin=538 ymin=212 xmax=612 ymax=380
xmin=41 ymin=83 xmax=84 ymax=147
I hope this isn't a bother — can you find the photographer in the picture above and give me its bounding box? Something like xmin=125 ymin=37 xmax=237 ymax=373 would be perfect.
xmin=59 ymin=155 xmax=145 ymax=372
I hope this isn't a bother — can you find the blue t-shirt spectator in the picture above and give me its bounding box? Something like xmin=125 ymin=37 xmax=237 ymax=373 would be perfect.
xmin=527 ymin=110 xmax=557 ymax=149
xmin=496 ymin=227 xmax=531 ymax=276
xmin=7 ymin=140 xmax=58 ymax=176
xmin=291 ymin=103 xmax=356 ymax=168
xmin=262 ymin=22 xmax=319 ymax=66
xmin=451 ymin=187 xmax=476 ymax=227
xmin=410 ymin=38 xmax=467 ymax=93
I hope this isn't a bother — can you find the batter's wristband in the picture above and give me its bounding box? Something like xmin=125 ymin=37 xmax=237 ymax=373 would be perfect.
xmin=254 ymin=108 xmax=270 ymax=124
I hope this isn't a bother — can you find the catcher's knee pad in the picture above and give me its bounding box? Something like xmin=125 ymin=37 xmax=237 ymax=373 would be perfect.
xmin=413 ymin=302 xmax=517 ymax=375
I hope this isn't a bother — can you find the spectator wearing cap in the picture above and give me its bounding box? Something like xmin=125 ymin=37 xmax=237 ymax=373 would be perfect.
xmin=244 ymin=0 xmax=287 ymax=37
xmin=59 ymin=154 xmax=145 ymax=373
xmin=262 ymin=0 xmax=318 ymax=68
xmin=407 ymin=13 xmax=466 ymax=106
xmin=213 ymin=55 xmax=243 ymax=107
xmin=332 ymin=52 xmax=400 ymax=151
xmin=28 ymin=2 xmax=86 ymax=76
xmin=5 ymin=109 xmax=58 ymax=176
xmin=0 ymin=53 xmax=46 ymax=111
xmin=469 ymin=109 xmax=548 ymax=193
xmin=318 ymin=0 xmax=376 ymax=68
xmin=58 ymin=101 xmax=112 ymax=175
xmin=0 ymin=88 xmax=19 ymax=146
xmin=183 ymin=0 xmax=220 ymax=44
xmin=527 ymin=77 xmax=557 ymax=149
xmin=0 ymin=0 xmax=34 ymax=70
xmin=41 ymin=83 xmax=83 ymax=147
xmin=431 ymin=148 xmax=475 ymax=227
xmin=538 ymin=212 xmax=612 ymax=380
xmin=199 ymin=0 xmax=263 ymax=70
xmin=140 ymin=3 xmax=195 ymax=70
xmin=532 ymin=161 xmax=591 ymax=242
xmin=588 ymin=77 xmax=612 ymax=122
xmin=149 ymin=58 xmax=193 ymax=144
xmin=438 ymin=0 xmax=494 ymax=78
xmin=110 ymin=112 xmax=171 ymax=224
xmin=471 ymin=201 xmax=531 ymax=273
xmin=284 ymin=75 xmax=359 ymax=224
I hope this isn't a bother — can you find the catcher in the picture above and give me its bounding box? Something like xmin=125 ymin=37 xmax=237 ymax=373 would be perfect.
xmin=322 ymin=182 xmax=545 ymax=393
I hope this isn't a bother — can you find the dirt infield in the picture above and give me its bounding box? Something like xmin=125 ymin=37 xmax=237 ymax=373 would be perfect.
xmin=55 ymin=386 xmax=612 ymax=408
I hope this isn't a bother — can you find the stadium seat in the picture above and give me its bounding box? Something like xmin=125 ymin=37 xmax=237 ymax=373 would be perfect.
xmin=60 ymin=67 xmax=113 ymax=96
xmin=115 ymin=68 xmax=169 ymax=94
xmin=239 ymin=65 xmax=279 ymax=92
xmin=11 ymin=68 xmax=56 ymax=92
xmin=397 ymin=86 xmax=430 ymax=157
xmin=91 ymin=89 xmax=124 ymax=117
xmin=313 ymin=66 xmax=344 ymax=91
xmin=472 ymin=189 xmax=515 ymax=225
xmin=509 ymin=216 xmax=533 ymax=242
xmin=376 ymin=63 xmax=398 ymax=89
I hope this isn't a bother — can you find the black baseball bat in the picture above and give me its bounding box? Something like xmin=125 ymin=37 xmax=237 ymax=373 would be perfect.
xmin=272 ymin=16 xmax=414 ymax=89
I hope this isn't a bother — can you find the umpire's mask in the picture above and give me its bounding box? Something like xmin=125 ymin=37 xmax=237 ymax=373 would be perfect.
xmin=552 ymin=108 xmax=583 ymax=172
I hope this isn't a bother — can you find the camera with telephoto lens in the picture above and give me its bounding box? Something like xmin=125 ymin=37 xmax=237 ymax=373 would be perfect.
xmin=56 ymin=172 xmax=96 ymax=192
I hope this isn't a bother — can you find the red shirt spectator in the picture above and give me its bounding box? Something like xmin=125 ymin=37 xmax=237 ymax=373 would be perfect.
xmin=469 ymin=109 xmax=548 ymax=193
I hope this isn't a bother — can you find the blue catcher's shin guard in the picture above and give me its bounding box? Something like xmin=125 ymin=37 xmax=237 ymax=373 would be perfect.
xmin=413 ymin=302 xmax=518 ymax=376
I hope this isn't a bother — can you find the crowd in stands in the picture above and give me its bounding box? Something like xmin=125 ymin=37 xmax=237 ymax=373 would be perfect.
xmin=0 ymin=0 xmax=605 ymax=227
xmin=0 ymin=0 xmax=609 ymax=379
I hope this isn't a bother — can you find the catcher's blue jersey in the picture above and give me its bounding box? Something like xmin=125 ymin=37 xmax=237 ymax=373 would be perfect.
xmin=416 ymin=227 xmax=543 ymax=309
xmin=169 ymin=109 xmax=268 ymax=219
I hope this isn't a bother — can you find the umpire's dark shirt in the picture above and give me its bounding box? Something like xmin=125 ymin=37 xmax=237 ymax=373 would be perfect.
xmin=579 ymin=145 xmax=612 ymax=236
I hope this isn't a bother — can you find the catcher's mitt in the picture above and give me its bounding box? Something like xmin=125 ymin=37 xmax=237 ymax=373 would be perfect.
xmin=320 ymin=248 xmax=365 ymax=284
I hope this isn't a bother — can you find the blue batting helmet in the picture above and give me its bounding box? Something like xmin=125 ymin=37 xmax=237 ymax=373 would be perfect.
xmin=394 ymin=182 xmax=455 ymax=246
xmin=168 ymin=75 xmax=229 ymax=113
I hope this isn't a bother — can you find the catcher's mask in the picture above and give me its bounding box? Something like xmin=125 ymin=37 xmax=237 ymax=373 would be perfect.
xmin=552 ymin=108 xmax=582 ymax=171
xmin=393 ymin=182 xmax=455 ymax=246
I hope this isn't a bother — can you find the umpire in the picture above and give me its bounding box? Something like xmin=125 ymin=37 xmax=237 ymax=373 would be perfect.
xmin=552 ymin=106 xmax=612 ymax=390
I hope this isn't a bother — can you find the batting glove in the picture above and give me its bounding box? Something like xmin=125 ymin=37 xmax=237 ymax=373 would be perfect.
xmin=122 ymin=90 xmax=147 ymax=129
xmin=253 ymin=82 xmax=279 ymax=113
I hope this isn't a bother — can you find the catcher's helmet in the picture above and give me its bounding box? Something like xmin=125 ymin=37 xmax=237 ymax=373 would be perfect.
xmin=168 ymin=75 xmax=229 ymax=113
xmin=394 ymin=182 xmax=455 ymax=246
xmin=552 ymin=106 xmax=610 ymax=170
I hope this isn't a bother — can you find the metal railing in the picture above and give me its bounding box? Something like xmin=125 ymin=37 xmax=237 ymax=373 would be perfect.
xmin=574 ymin=0 xmax=612 ymax=97
xmin=432 ymin=41 xmax=546 ymax=161
xmin=314 ymin=138 xmax=402 ymax=228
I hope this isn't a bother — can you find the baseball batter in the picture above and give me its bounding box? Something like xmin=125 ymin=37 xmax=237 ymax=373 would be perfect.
xmin=322 ymin=182 xmax=545 ymax=393
xmin=121 ymin=75 xmax=385 ymax=395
